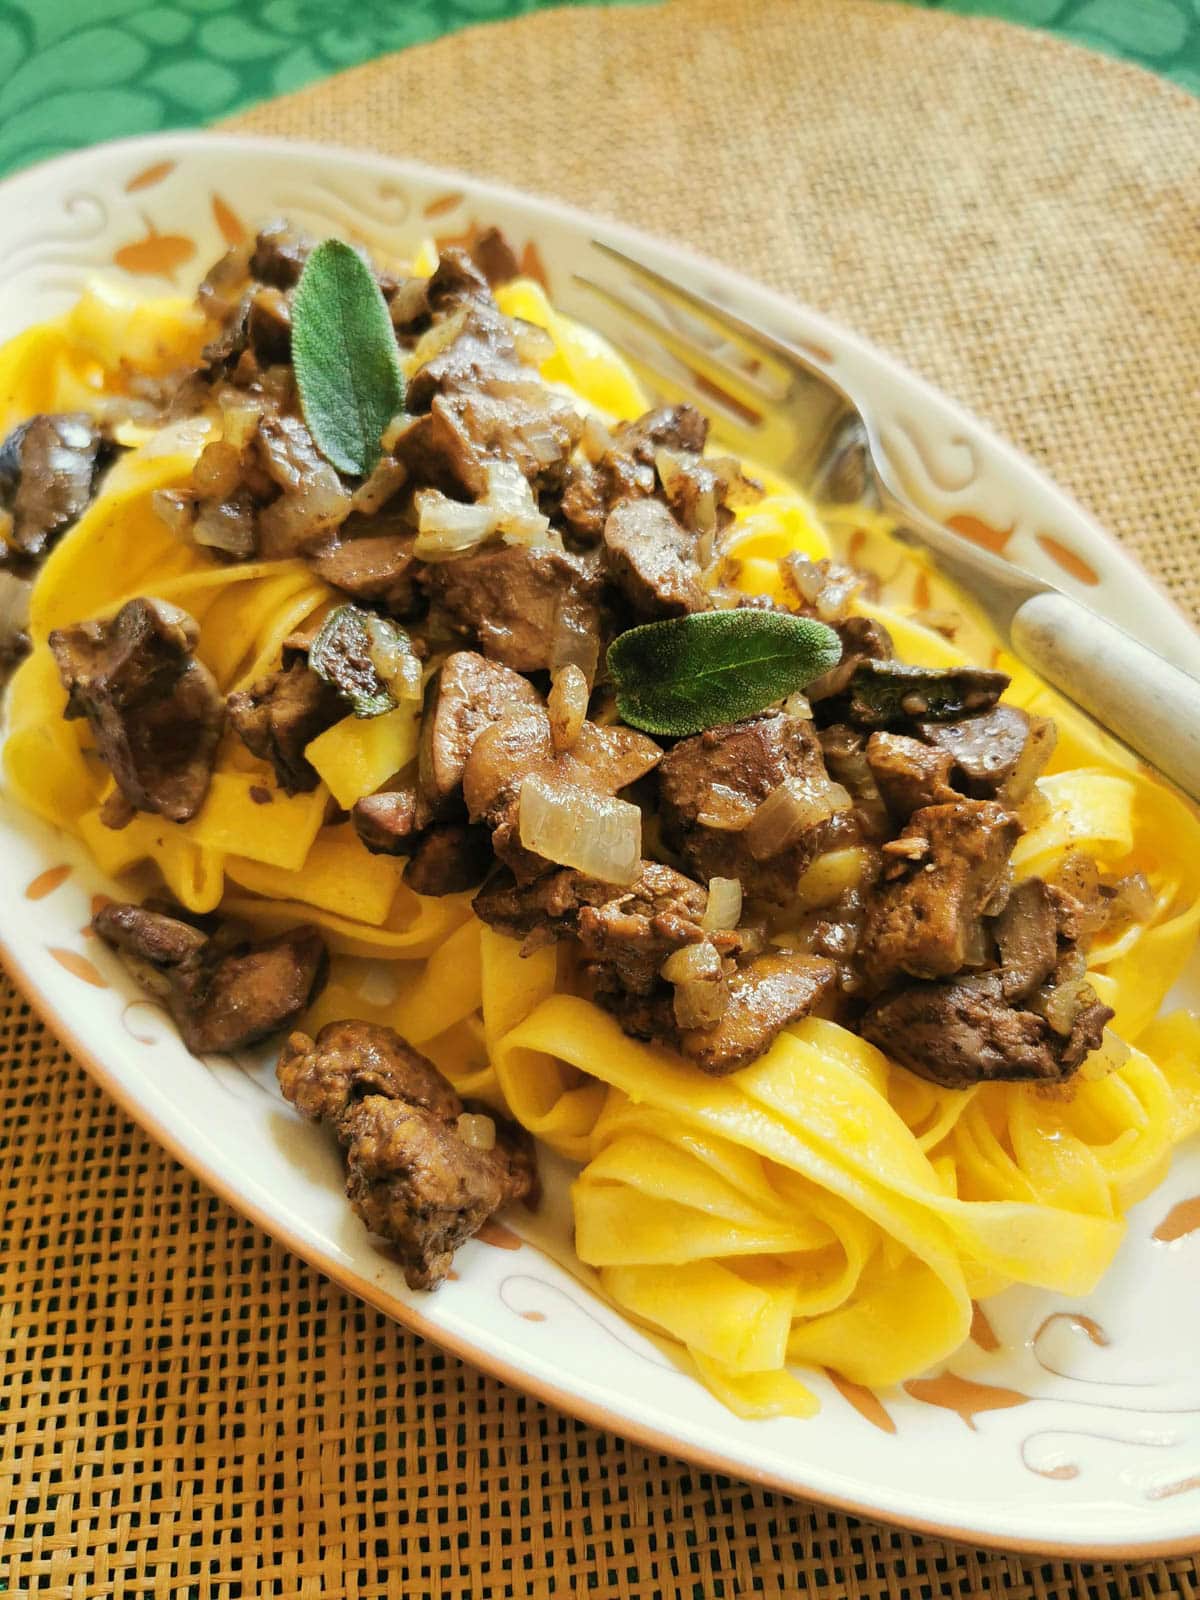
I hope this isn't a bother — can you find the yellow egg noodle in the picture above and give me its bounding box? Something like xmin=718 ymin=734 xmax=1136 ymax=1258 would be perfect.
xmin=4 ymin=261 xmax=1199 ymax=1421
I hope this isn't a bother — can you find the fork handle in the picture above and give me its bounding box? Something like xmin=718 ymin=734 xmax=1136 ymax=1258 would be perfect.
xmin=1010 ymin=590 xmax=1200 ymax=804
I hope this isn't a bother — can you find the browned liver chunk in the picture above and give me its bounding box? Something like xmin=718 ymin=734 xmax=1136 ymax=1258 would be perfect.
xmin=678 ymin=953 xmax=837 ymax=1074
xmin=95 ymin=900 xmax=327 ymax=1055
xmin=50 ymin=597 xmax=225 ymax=822
xmin=864 ymin=731 xmax=957 ymax=819
xmin=397 ymin=382 xmax=581 ymax=499
xmin=420 ymin=544 xmax=604 ymax=674
xmin=462 ymin=703 xmax=660 ymax=879
xmin=278 ymin=1020 xmax=536 ymax=1289
xmin=860 ymin=972 xmax=1111 ymax=1087
xmin=418 ymin=650 xmax=542 ymax=818
xmin=403 ymin=822 xmax=493 ymax=896
xmin=0 ymin=412 xmax=107 ymax=564
xmin=309 ymin=525 xmax=418 ymax=613
xmin=353 ymin=788 xmax=420 ymax=855
xmin=859 ymin=800 xmax=1020 ymax=984
xmin=574 ymin=861 xmax=712 ymax=995
xmin=227 ymin=661 xmax=345 ymax=794
xmin=555 ymin=405 xmax=709 ymax=541
xmin=249 ymin=220 xmax=313 ymax=288
xmin=472 ymin=863 xmax=618 ymax=947
xmin=657 ymin=712 xmax=856 ymax=905
xmin=919 ymin=705 xmax=1056 ymax=802
xmin=603 ymin=497 xmax=712 ymax=619
xmin=992 ymin=877 xmax=1059 ymax=1001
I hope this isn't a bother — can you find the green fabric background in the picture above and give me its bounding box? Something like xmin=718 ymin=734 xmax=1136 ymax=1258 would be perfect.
xmin=0 ymin=0 xmax=1191 ymax=182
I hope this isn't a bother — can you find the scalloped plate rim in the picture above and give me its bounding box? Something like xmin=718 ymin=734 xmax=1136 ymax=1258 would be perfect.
xmin=1 ymin=132 xmax=1199 ymax=1559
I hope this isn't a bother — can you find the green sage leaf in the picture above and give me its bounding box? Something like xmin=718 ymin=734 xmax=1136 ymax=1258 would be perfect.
xmin=607 ymin=610 xmax=843 ymax=738
xmin=291 ymin=238 xmax=405 ymax=478
xmin=309 ymin=603 xmax=418 ymax=719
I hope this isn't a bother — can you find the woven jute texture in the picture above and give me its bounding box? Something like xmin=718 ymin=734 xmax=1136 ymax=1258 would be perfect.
xmin=4 ymin=1 xmax=1200 ymax=1594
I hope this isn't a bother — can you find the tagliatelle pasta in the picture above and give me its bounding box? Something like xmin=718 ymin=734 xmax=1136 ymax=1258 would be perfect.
xmin=4 ymin=260 xmax=1200 ymax=1421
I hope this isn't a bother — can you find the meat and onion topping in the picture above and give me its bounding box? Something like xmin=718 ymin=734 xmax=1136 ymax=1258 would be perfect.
xmin=32 ymin=223 xmax=1133 ymax=1102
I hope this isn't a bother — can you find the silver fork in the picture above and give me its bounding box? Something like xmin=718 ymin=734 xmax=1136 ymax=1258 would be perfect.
xmin=576 ymin=241 xmax=1200 ymax=804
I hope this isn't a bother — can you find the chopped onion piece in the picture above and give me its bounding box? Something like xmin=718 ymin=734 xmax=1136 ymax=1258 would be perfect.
xmin=982 ymin=866 xmax=1014 ymax=917
xmin=381 ymin=412 xmax=414 ymax=453
xmin=656 ymin=449 xmax=720 ymax=534
xmin=746 ymin=774 xmax=853 ymax=861
xmin=662 ymin=941 xmax=728 ymax=1028
xmin=153 ymin=488 xmax=195 ymax=538
xmin=1018 ymin=784 xmax=1053 ymax=831
xmin=456 ymin=1112 xmax=496 ymax=1151
xmin=518 ymin=774 xmax=640 ymax=885
xmin=366 ymin=617 xmax=423 ymax=703
xmin=695 ymin=782 xmax=760 ymax=833
xmin=415 ymin=464 xmax=554 ymax=559
xmin=219 ymin=396 xmax=262 ymax=452
xmin=655 ymin=447 xmax=686 ymax=493
xmin=140 ymin=416 xmax=214 ymax=459
xmin=815 ymin=571 xmax=859 ymax=623
xmin=193 ymin=439 xmax=242 ymax=500
xmin=707 ymin=455 xmax=761 ymax=508
xmin=516 ymin=418 xmax=569 ymax=468
xmin=661 ymin=942 xmax=721 ymax=985
xmin=786 ymin=553 xmax=824 ymax=605
xmin=414 ymin=489 xmax=495 ymax=558
xmin=1040 ymin=975 xmax=1090 ymax=1036
xmin=550 ymin=603 xmax=600 ymax=686
xmin=673 ymin=977 xmax=729 ymax=1030
xmin=351 ymin=456 xmax=408 ymax=515
xmin=692 ymin=481 xmax=718 ymax=536
xmin=513 ymin=318 xmax=556 ymax=366
xmin=548 ymin=663 xmax=589 ymax=753
xmin=409 ymin=305 xmax=468 ymax=371
xmin=580 ymin=414 xmax=614 ymax=463
xmin=485 ymin=459 xmax=552 ymax=547
xmin=782 ymin=692 xmax=813 ymax=720
xmin=1055 ymin=948 xmax=1088 ymax=989
xmin=1079 ymin=1027 xmax=1131 ymax=1082
xmin=960 ymin=916 xmax=990 ymax=968
xmin=1051 ymin=849 xmax=1105 ymax=935
xmin=1006 ymin=717 xmax=1057 ymax=804
xmin=701 ymin=876 xmax=742 ymax=932
xmin=193 ymin=496 xmax=256 ymax=557
xmin=1055 ymin=850 xmax=1101 ymax=904
xmin=1107 ymin=872 xmax=1155 ymax=926
xmin=389 ymin=277 xmax=429 ymax=328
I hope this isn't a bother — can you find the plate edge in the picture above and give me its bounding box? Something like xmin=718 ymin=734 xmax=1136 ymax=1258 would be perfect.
xmin=2 ymin=131 xmax=1199 ymax=1557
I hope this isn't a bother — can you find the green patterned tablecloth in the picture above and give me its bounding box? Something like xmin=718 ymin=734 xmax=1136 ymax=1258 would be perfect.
xmin=0 ymin=0 xmax=1193 ymax=181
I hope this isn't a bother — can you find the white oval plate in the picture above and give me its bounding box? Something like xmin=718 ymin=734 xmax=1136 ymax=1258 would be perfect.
xmin=2 ymin=132 xmax=1200 ymax=1558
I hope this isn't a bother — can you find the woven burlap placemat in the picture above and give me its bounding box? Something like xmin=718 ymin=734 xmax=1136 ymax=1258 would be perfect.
xmin=5 ymin=0 xmax=1200 ymax=1592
